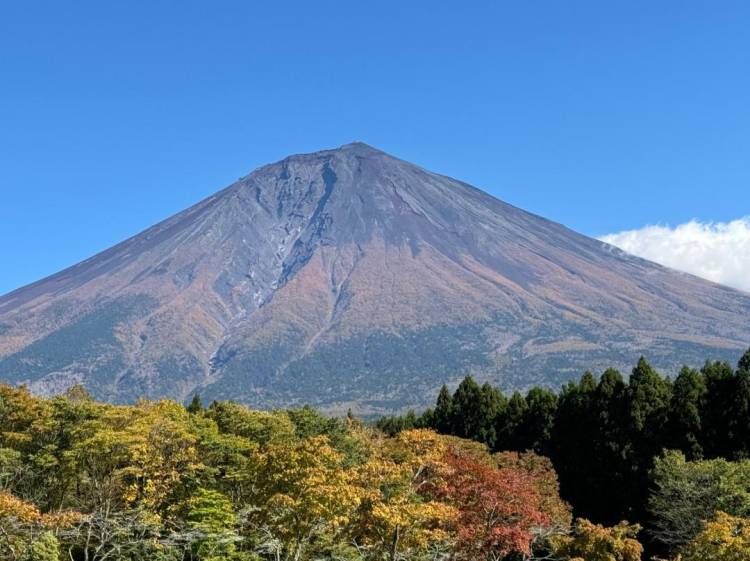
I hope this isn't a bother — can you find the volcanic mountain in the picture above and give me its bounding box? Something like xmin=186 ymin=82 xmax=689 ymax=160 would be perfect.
xmin=1 ymin=143 xmax=749 ymax=414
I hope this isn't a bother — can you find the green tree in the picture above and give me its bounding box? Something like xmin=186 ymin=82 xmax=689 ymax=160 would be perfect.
xmin=628 ymin=357 xmax=671 ymax=439
xmin=185 ymin=488 xmax=247 ymax=560
xmin=517 ymin=387 xmax=557 ymax=456
xmin=550 ymin=371 xmax=616 ymax=522
xmin=496 ymin=391 xmax=528 ymax=451
xmin=433 ymin=385 xmax=454 ymax=434
xmin=206 ymin=401 xmax=295 ymax=447
xmin=730 ymin=353 xmax=750 ymax=459
xmin=187 ymin=394 xmax=204 ymax=415
xmin=701 ymin=360 xmax=736 ymax=458
xmin=626 ymin=357 xmax=671 ymax=520
xmin=591 ymin=368 xmax=631 ymax=522
xmin=666 ymin=366 xmax=706 ymax=460
xmin=739 ymin=347 xmax=750 ymax=374
xmin=648 ymin=450 xmax=750 ymax=554
xmin=477 ymin=383 xmax=505 ymax=448
xmin=28 ymin=531 xmax=61 ymax=561
xmin=451 ymin=376 xmax=483 ymax=441
xmin=190 ymin=414 xmax=258 ymax=506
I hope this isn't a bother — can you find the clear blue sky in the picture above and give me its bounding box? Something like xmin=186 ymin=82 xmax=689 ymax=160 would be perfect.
xmin=1 ymin=1 xmax=749 ymax=295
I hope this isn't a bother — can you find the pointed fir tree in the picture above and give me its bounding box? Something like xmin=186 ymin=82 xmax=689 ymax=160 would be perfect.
xmin=739 ymin=347 xmax=750 ymax=374
xmin=187 ymin=394 xmax=204 ymax=414
xmin=452 ymin=376 xmax=483 ymax=440
xmin=478 ymin=382 xmax=505 ymax=449
xmin=496 ymin=391 xmax=528 ymax=451
xmin=666 ymin=366 xmax=706 ymax=460
xmin=701 ymin=360 xmax=736 ymax=458
xmin=730 ymin=351 xmax=750 ymax=459
xmin=628 ymin=357 xmax=671 ymax=437
xmin=518 ymin=387 xmax=557 ymax=456
xmin=434 ymin=384 xmax=454 ymax=434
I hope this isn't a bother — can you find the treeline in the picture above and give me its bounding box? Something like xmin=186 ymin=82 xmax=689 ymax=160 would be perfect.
xmin=0 ymin=384 xmax=653 ymax=561
xmin=2 ymin=352 xmax=750 ymax=560
xmin=377 ymin=350 xmax=750 ymax=553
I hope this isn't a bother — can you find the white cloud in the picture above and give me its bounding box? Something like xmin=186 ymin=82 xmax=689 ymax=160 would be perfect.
xmin=600 ymin=217 xmax=750 ymax=293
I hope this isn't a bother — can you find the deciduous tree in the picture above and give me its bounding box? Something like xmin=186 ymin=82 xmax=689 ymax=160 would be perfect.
xmin=681 ymin=511 xmax=750 ymax=561
xmin=549 ymin=518 xmax=643 ymax=561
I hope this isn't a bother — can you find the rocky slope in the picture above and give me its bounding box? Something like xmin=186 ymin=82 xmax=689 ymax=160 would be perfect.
xmin=1 ymin=142 xmax=749 ymax=413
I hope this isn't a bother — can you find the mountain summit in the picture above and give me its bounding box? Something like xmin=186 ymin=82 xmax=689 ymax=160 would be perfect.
xmin=1 ymin=143 xmax=749 ymax=413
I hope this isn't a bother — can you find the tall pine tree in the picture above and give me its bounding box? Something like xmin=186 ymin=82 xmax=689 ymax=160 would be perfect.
xmin=667 ymin=367 xmax=706 ymax=460
xmin=496 ymin=391 xmax=528 ymax=451
xmin=451 ymin=376 xmax=483 ymax=440
xmin=702 ymin=360 xmax=736 ymax=458
xmin=433 ymin=385 xmax=454 ymax=434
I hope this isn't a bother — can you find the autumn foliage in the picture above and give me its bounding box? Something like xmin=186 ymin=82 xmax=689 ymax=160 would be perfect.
xmin=4 ymin=351 xmax=750 ymax=560
xmin=549 ymin=518 xmax=643 ymax=561
xmin=435 ymin=448 xmax=549 ymax=559
xmin=681 ymin=511 xmax=750 ymax=561
xmin=0 ymin=385 xmax=584 ymax=561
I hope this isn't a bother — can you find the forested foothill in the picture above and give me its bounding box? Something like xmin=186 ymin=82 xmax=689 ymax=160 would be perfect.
xmin=1 ymin=350 xmax=749 ymax=560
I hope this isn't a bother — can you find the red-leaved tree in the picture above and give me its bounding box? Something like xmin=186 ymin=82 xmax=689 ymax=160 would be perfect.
xmin=436 ymin=448 xmax=552 ymax=560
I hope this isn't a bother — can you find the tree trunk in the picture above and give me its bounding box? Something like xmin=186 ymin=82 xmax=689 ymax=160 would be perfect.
xmin=390 ymin=525 xmax=400 ymax=561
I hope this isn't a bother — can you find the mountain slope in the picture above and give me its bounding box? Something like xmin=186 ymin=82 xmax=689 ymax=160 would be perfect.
xmin=1 ymin=142 xmax=748 ymax=413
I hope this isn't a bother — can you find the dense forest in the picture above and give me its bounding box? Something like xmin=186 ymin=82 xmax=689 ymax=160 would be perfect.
xmin=378 ymin=349 xmax=750 ymax=559
xmin=0 ymin=351 xmax=749 ymax=560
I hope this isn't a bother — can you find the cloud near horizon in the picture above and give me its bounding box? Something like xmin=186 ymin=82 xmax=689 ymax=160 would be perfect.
xmin=600 ymin=217 xmax=750 ymax=293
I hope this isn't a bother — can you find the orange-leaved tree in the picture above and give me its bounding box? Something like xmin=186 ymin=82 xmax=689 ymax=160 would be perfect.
xmin=0 ymin=490 xmax=80 ymax=561
xmin=495 ymin=450 xmax=572 ymax=533
xmin=437 ymin=445 xmax=552 ymax=560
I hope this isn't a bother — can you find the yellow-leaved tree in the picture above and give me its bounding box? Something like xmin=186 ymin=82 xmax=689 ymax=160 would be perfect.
xmin=352 ymin=429 xmax=457 ymax=561
xmin=681 ymin=511 xmax=750 ymax=561
xmin=246 ymin=435 xmax=364 ymax=561
xmin=118 ymin=400 xmax=203 ymax=512
xmin=72 ymin=400 xmax=202 ymax=515
xmin=549 ymin=518 xmax=643 ymax=561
